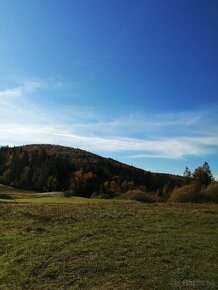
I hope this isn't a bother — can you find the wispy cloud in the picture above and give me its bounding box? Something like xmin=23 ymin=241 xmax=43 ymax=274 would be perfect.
xmin=0 ymin=79 xmax=218 ymax=162
xmin=0 ymin=80 xmax=44 ymax=99
xmin=0 ymin=123 xmax=216 ymax=159
xmin=0 ymin=87 xmax=22 ymax=98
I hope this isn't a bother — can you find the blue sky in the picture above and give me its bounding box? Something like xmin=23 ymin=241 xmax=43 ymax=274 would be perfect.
xmin=0 ymin=0 xmax=218 ymax=178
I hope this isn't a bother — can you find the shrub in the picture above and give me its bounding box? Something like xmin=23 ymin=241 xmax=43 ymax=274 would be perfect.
xmin=117 ymin=190 xmax=157 ymax=203
xmin=201 ymin=182 xmax=218 ymax=202
xmin=169 ymin=183 xmax=202 ymax=202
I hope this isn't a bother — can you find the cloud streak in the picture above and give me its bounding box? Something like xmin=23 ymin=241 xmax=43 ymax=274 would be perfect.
xmin=0 ymin=80 xmax=218 ymax=161
xmin=0 ymin=123 xmax=214 ymax=159
xmin=0 ymin=80 xmax=45 ymax=99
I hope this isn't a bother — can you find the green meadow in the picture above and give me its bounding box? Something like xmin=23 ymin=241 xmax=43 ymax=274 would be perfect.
xmin=0 ymin=185 xmax=217 ymax=289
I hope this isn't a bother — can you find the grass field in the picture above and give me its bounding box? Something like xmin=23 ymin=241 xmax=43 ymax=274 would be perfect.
xmin=0 ymin=185 xmax=217 ymax=289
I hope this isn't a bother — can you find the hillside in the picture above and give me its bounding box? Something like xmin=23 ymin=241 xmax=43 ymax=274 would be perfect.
xmin=0 ymin=144 xmax=185 ymax=198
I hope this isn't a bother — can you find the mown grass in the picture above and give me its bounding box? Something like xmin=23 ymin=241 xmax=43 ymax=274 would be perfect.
xmin=0 ymin=197 xmax=217 ymax=290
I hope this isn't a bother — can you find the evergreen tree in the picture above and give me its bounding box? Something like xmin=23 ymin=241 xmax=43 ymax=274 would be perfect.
xmin=202 ymin=162 xmax=214 ymax=182
xmin=183 ymin=166 xmax=191 ymax=178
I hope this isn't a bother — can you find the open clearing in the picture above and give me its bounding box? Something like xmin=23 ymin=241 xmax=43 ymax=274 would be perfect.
xmin=0 ymin=196 xmax=217 ymax=290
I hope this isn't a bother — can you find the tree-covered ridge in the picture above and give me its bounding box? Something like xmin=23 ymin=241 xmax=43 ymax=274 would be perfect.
xmin=0 ymin=144 xmax=184 ymax=197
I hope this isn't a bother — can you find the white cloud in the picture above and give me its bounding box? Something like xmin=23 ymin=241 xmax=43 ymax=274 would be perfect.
xmin=0 ymin=80 xmax=218 ymax=161
xmin=0 ymin=87 xmax=22 ymax=99
xmin=0 ymin=123 xmax=217 ymax=160
xmin=0 ymin=80 xmax=44 ymax=99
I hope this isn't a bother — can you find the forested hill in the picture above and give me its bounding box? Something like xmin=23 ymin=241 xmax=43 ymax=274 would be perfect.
xmin=0 ymin=144 xmax=185 ymax=197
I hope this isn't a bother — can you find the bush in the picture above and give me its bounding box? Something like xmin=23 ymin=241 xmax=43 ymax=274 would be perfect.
xmin=117 ymin=190 xmax=157 ymax=203
xmin=169 ymin=183 xmax=202 ymax=202
xmin=201 ymin=182 xmax=218 ymax=202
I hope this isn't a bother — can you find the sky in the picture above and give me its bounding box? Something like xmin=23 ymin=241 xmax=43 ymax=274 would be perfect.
xmin=0 ymin=0 xmax=218 ymax=178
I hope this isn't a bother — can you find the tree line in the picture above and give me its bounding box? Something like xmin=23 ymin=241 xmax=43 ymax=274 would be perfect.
xmin=0 ymin=144 xmax=185 ymax=198
xmin=168 ymin=162 xmax=217 ymax=202
xmin=183 ymin=162 xmax=214 ymax=185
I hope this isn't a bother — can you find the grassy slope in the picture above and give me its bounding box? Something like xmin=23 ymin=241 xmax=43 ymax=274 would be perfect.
xmin=0 ymin=184 xmax=35 ymax=199
xmin=0 ymin=184 xmax=34 ymax=194
xmin=0 ymin=196 xmax=96 ymax=204
xmin=0 ymin=197 xmax=217 ymax=290
xmin=0 ymin=183 xmax=97 ymax=204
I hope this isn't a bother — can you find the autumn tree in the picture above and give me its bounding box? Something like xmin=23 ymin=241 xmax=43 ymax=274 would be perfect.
xmin=70 ymin=169 xmax=98 ymax=197
xmin=193 ymin=162 xmax=214 ymax=185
